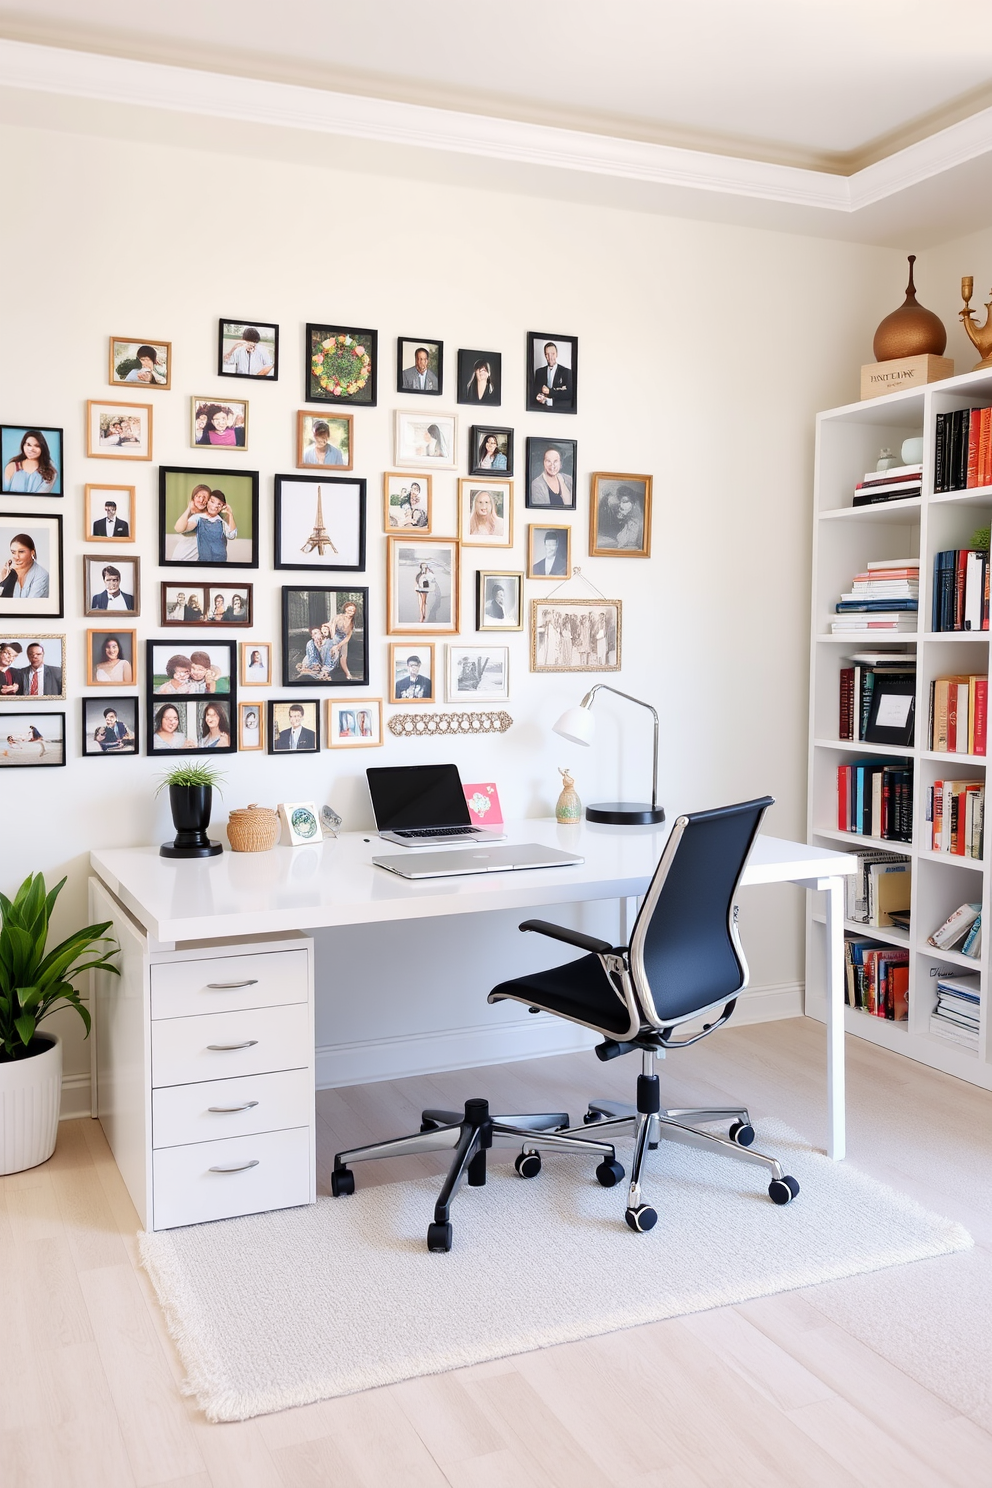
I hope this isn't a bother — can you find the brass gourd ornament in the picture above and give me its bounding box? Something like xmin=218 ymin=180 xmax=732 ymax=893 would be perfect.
xmin=872 ymin=255 xmax=947 ymax=362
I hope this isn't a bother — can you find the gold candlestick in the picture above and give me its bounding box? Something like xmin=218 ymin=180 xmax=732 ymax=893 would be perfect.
xmin=959 ymin=274 xmax=992 ymax=369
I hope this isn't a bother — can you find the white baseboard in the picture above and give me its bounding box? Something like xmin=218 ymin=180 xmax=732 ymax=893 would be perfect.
xmin=59 ymin=1072 xmax=93 ymax=1121
xmin=735 ymin=981 xmax=804 ymax=1025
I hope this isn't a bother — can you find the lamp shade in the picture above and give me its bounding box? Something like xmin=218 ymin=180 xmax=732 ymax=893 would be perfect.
xmin=552 ymin=705 xmax=595 ymax=747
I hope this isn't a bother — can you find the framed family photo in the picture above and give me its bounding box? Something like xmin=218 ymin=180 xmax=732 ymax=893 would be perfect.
xmin=87 ymin=629 xmax=136 ymax=686
xmin=82 ymin=697 xmax=138 ymax=756
xmin=109 ymin=338 xmax=170 ymax=389
xmin=218 ymin=320 xmax=278 ymax=380
xmin=83 ymin=556 xmax=141 ymax=618
xmin=149 ymin=698 xmax=235 ymax=755
xmin=527 ymin=523 xmax=570 ymax=578
xmin=476 ymin=571 xmax=522 ymax=631
xmin=526 ymin=437 xmax=576 ymax=510
xmin=268 ymin=700 xmax=320 ymax=754
xmin=383 ymin=472 xmax=431 ymax=532
xmin=148 ymin=639 xmax=234 ymax=697
xmin=0 ymin=712 xmax=65 ymax=768
xmin=327 ymin=698 xmax=383 ymax=747
xmin=307 ymin=324 xmax=377 ymax=406
xmin=274 ymin=475 xmax=366 ymax=572
xmin=192 ymin=397 xmax=248 ymax=450
xmin=0 ymin=635 xmax=64 ymax=699
xmin=160 ymin=583 xmax=252 ymax=626
xmin=470 ymin=426 xmax=513 ymax=476
xmin=397 ymin=339 xmax=442 ymax=395
xmin=147 ymin=640 xmax=236 ymax=755
xmin=85 ymin=485 xmax=134 ymax=541
xmin=459 ymin=480 xmax=513 ymax=547
xmin=458 ymin=349 xmax=501 ymax=408
xmin=531 ymin=599 xmax=621 ymax=672
xmin=389 ymin=642 xmax=435 ymax=702
xmin=238 ymin=702 xmax=265 ymax=751
xmin=297 ymin=412 xmax=352 ymax=471
xmin=446 ymin=645 xmax=509 ymax=701
xmin=1 ymin=425 xmax=63 ymax=495
xmin=526 ymin=332 xmax=577 ymax=414
xmin=281 ymin=586 xmax=369 ymax=687
xmin=159 ymin=467 xmax=259 ymax=568
xmin=393 ymin=411 xmax=457 ymax=469
xmin=387 ymin=536 xmax=459 ymax=635
xmin=239 ymin=642 xmax=271 ymax=686
xmin=86 ymin=400 xmax=153 ymax=461
xmin=0 ymin=513 xmax=63 ymax=619
xmin=589 ymin=473 xmax=652 ymax=557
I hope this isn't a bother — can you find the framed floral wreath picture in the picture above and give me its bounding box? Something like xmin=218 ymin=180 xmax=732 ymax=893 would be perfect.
xmin=306 ymin=324 xmax=377 ymax=407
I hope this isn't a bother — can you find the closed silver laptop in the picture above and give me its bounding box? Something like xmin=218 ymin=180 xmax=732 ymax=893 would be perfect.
xmin=372 ymin=844 xmax=584 ymax=879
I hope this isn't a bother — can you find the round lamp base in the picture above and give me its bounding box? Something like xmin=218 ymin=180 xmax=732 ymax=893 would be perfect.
xmin=160 ymin=839 xmax=223 ymax=859
xmin=585 ymin=802 xmax=665 ymax=826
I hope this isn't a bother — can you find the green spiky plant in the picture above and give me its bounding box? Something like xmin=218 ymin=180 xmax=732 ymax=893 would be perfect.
xmin=155 ymin=762 xmax=226 ymax=794
xmin=0 ymin=874 xmax=119 ymax=1063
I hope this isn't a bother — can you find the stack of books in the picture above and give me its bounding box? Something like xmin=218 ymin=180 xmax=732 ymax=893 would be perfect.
xmin=928 ymin=674 xmax=988 ymax=755
xmin=929 ymin=971 xmax=981 ymax=1049
xmin=931 ymin=549 xmax=989 ymax=631
xmin=831 ymin=558 xmax=919 ymax=634
xmin=852 ymin=464 xmax=923 ymax=507
xmin=837 ymin=759 xmax=913 ymax=842
xmin=927 ymin=901 xmax=982 ymax=958
xmin=926 ymin=780 xmax=985 ymax=857
xmin=934 ymin=407 xmax=992 ymax=492
xmin=844 ymin=850 xmax=911 ymax=926
xmin=839 ymin=651 xmax=917 ymax=741
xmin=843 ymin=936 xmax=909 ymax=1018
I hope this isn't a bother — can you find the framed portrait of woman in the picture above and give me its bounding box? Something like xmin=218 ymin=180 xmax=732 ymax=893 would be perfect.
xmin=386 ymin=536 xmax=459 ymax=635
xmin=393 ymin=411 xmax=457 ymax=470
xmin=148 ymin=699 xmax=236 ymax=756
xmin=238 ymin=702 xmax=264 ymax=751
xmin=457 ymin=349 xmax=501 ymax=408
xmin=459 ymin=480 xmax=513 ymax=547
xmin=296 ymin=412 xmax=352 ymax=471
xmin=159 ymin=467 xmax=259 ymax=568
xmin=86 ymin=629 xmax=137 ymax=687
xmin=280 ymin=586 xmax=369 ymax=687
xmin=1 ymin=425 xmax=63 ymax=496
xmin=470 ymin=426 xmax=513 ymax=477
xmin=239 ymin=641 xmax=272 ymax=686
xmin=0 ymin=514 xmax=63 ymax=619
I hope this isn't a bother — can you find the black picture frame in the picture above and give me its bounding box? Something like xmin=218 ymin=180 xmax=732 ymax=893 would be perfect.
xmin=457 ymin=349 xmax=501 ymax=408
xmin=281 ymin=585 xmax=369 ymax=687
xmin=864 ymin=673 xmax=917 ymax=747
xmin=274 ymin=474 xmax=367 ymax=573
xmin=470 ymin=425 xmax=514 ymax=477
xmin=0 ymin=712 xmax=65 ymax=767
xmin=159 ymin=466 xmax=259 ymax=569
xmin=1 ymin=424 xmax=64 ymax=496
xmin=0 ymin=511 xmax=64 ymax=618
xmin=217 ymin=319 xmax=279 ymax=381
xmin=81 ymin=696 xmax=139 ymax=756
xmin=526 ymin=332 xmax=577 ymax=415
xmin=267 ymin=699 xmax=321 ymax=754
xmin=396 ymin=338 xmax=443 ymax=397
xmin=145 ymin=638 xmax=237 ymax=755
xmin=306 ymin=324 xmax=377 ymax=406
xmin=524 ymin=437 xmax=577 ymax=510
xmin=160 ymin=583 xmax=253 ymax=626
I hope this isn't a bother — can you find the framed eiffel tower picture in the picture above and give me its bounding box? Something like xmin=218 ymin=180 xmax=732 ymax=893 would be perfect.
xmin=273 ymin=474 xmax=367 ymax=572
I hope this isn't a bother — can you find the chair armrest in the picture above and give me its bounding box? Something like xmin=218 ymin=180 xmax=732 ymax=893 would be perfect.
xmin=519 ymin=919 xmax=613 ymax=955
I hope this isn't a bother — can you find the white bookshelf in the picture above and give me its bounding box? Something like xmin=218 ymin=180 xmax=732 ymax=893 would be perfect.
xmin=806 ymin=369 xmax=992 ymax=1091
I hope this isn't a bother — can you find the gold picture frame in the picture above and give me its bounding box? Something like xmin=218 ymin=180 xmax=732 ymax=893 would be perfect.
xmin=529 ymin=598 xmax=621 ymax=672
xmin=589 ymin=473 xmax=652 ymax=558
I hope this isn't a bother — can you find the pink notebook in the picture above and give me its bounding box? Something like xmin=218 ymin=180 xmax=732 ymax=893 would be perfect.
xmin=463 ymin=781 xmax=503 ymax=828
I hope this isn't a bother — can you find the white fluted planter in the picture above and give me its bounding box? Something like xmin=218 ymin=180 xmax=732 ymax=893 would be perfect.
xmin=0 ymin=1034 xmax=62 ymax=1174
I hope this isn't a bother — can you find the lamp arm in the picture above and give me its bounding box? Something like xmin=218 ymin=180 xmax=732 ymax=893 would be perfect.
xmin=580 ymin=685 xmax=659 ymax=810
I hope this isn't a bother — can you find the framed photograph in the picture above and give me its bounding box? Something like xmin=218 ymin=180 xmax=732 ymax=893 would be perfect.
xmin=531 ymin=599 xmax=621 ymax=672
xmin=87 ymin=629 xmax=137 ymax=687
xmin=159 ymin=467 xmax=258 ymax=568
xmin=268 ymin=700 xmax=320 ymax=753
xmin=393 ymin=411 xmax=457 ymax=469
xmin=86 ymin=400 xmax=153 ymax=461
xmin=297 ymin=412 xmax=352 ymax=471
xmin=0 ymin=712 xmax=65 ymax=768
xmin=147 ymin=638 xmax=234 ymax=699
xmin=274 ymin=475 xmax=366 ymax=572
xmin=476 ymin=571 xmax=523 ymax=631
xmin=589 ymin=474 xmax=652 ymax=557
xmin=459 ymin=480 xmax=513 ymax=547
xmin=0 ymin=635 xmax=64 ymax=698
xmin=238 ymin=702 xmax=265 ymax=751
xmin=109 ymin=337 xmax=170 ymax=389
xmin=192 ymin=397 xmax=248 ymax=450
xmin=218 ymin=319 xmax=278 ymax=380
xmin=526 ymin=437 xmax=576 ymax=510
xmin=327 ymin=697 xmax=383 ymax=747
xmin=470 ymin=426 xmax=513 ymax=476
xmin=0 ymin=513 xmax=63 ymax=619
xmin=389 ymin=642 xmax=435 ymax=702
xmin=458 ymin=349 xmax=501 ymax=408
xmin=306 ymin=324 xmax=376 ymax=406
xmin=83 ymin=556 xmax=141 ymax=618
xmin=446 ymin=645 xmax=509 ymax=701
xmin=148 ymin=698 xmax=235 ymax=755
xmin=387 ymin=536 xmax=459 ymax=635
xmin=397 ymin=338 xmax=443 ymax=396
xmin=281 ymin=586 xmax=368 ymax=687
xmin=147 ymin=641 xmax=236 ymax=754
xmin=160 ymin=583 xmax=252 ymax=625
xmin=82 ymin=697 xmax=138 ymax=756
xmin=865 ymin=673 xmax=916 ymax=746
xmin=240 ymin=641 xmax=271 ymax=686
xmin=526 ymin=332 xmax=577 ymax=415
xmin=527 ymin=523 xmax=571 ymax=578
xmin=85 ymin=485 xmax=134 ymax=542
xmin=1 ymin=425 xmax=63 ymax=496
xmin=383 ymin=472 xmax=431 ymax=532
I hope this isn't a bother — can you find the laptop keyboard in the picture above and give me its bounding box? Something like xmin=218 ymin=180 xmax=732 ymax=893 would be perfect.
xmin=392 ymin=826 xmax=477 ymax=838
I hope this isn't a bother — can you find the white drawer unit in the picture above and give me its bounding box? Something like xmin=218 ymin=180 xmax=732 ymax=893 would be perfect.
xmin=150 ymin=948 xmax=309 ymax=1020
xmin=151 ymin=1002 xmax=311 ymax=1088
xmin=152 ymin=1068 xmax=312 ymax=1148
xmin=152 ymin=1126 xmax=312 ymax=1230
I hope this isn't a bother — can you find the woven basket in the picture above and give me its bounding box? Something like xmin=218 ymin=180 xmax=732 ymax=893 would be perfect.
xmin=227 ymin=804 xmax=280 ymax=853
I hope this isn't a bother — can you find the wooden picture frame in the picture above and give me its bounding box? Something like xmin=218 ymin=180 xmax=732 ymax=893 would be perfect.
xmin=459 ymin=480 xmax=513 ymax=547
xmin=386 ymin=536 xmax=459 ymax=635
xmin=389 ymin=642 xmax=436 ymax=702
xmin=239 ymin=641 xmax=272 ymax=686
xmin=83 ymin=555 xmax=141 ymax=618
xmin=589 ymin=473 xmax=652 ymax=558
xmin=527 ymin=523 xmax=571 ymax=578
xmin=191 ymin=396 xmax=249 ymax=450
xmin=238 ymin=701 xmax=265 ymax=751
xmin=86 ymin=628 xmax=137 ymax=687
xmin=382 ymin=472 xmax=432 ymax=532
xmin=86 ymin=400 xmax=153 ymax=461
xmin=84 ymin=485 xmax=135 ymax=542
xmin=476 ymin=571 xmax=523 ymax=631
xmin=530 ymin=598 xmax=621 ymax=672
xmin=326 ymin=697 xmax=384 ymax=747
xmin=296 ymin=411 xmax=353 ymax=472
xmin=108 ymin=337 xmax=171 ymax=390
xmin=160 ymin=583 xmax=252 ymax=626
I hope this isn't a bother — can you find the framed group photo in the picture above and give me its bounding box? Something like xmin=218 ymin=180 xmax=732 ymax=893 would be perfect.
xmin=531 ymin=598 xmax=621 ymax=672
xmin=526 ymin=437 xmax=576 ymax=510
xmin=161 ymin=582 xmax=252 ymax=626
xmin=296 ymin=412 xmax=352 ymax=470
xmin=268 ymin=699 xmax=320 ymax=753
xmin=147 ymin=639 xmax=236 ymax=755
xmin=159 ymin=467 xmax=259 ymax=567
xmin=446 ymin=644 xmax=509 ymax=701
xmin=476 ymin=571 xmax=523 ymax=631
xmin=393 ymin=411 xmax=457 ymax=469
xmin=281 ymin=586 xmax=368 ymax=686
xmin=149 ymin=698 xmax=235 ymax=755
xmin=389 ymin=642 xmax=435 ymax=702
xmin=589 ymin=473 xmax=652 ymax=557
xmin=85 ymin=485 xmax=134 ymax=541
xmin=383 ymin=472 xmax=431 ymax=531
xmin=0 ymin=513 xmax=63 ymax=619
xmin=83 ymin=556 xmax=141 ymax=618
xmin=274 ymin=474 xmax=366 ymax=572
xmin=0 ymin=634 xmax=64 ymax=698
xmin=192 ymin=397 xmax=248 ymax=450
xmin=1 ymin=425 xmax=63 ymax=495
xmin=0 ymin=712 xmax=65 ymax=768
xmin=470 ymin=426 xmax=513 ymax=476
xmin=397 ymin=338 xmax=442 ymax=395
xmin=238 ymin=702 xmax=265 ymax=751
xmin=527 ymin=523 xmax=570 ymax=578
xmin=457 ymin=349 xmax=501 ymax=407
xmin=307 ymin=324 xmax=376 ymax=405
xmin=239 ymin=641 xmax=272 ymax=685
xmin=87 ymin=628 xmax=136 ymax=686
xmin=459 ymin=480 xmax=513 ymax=547
xmin=82 ymin=697 xmax=138 ymax=756
xmin=526 ymin=332 xmax=577 ymax=414
xmin=109 ymin=337 xmax=170 ymax=389
xmin=218 ymin=320 xmax=278 ymax=379
xmin=327 ymin=698 xmax=383 ymax=747
xmin=387 ymin=536 xmax=459 ymax=634
xmin=86 ymin=400 xmax=153 ymax=461
xmin=147 ymin=638 xmax=234 ymax=698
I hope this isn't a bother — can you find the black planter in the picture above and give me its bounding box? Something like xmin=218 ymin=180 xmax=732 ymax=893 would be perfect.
xmin=160 ymin=784 xmax=222 ymax=859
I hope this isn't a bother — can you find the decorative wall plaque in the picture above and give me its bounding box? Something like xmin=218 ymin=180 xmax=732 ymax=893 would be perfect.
xmin=387 ymin=709 xmax=512 ymax=737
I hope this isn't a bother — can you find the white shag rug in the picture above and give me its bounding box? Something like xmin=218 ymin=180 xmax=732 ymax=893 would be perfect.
xmin=138 ymin=1121 xmax=972 ymax=1422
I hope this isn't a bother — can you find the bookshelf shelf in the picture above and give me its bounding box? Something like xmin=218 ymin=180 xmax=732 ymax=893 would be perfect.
xmin=920 ymin=749 xmax=987 ymax=764
xmin=916 ymin=941 xmax=982 ymax=970
xmin=811 ymin=911 xmax=910 ymax=949
xmin=814 ymin=738 xmax=916 ymax=758
xmin=818 ymin=498 xmax=922 ymax=522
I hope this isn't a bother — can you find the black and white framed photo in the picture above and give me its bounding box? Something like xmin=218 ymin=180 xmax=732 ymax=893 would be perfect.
xmin=218 ymin=319 xmax=278 ymax=380
xmin=147 ymin=639 xmax=234 ymax=700
xmin=393 ymin=411 xmax=457 ymax=469
xmin=159 ymin=467 xmax=259 ymax=567
xmin=85 ymin=485 xmax=134 ymax=542
xmin=389 ymin=642 xmax=435 ymax=702
xmin=82 ymin=697 xmax=138 ymax=755
xmin=160 ymin=583 xmax=252 ymax=625
xmin=149 ymin=698 xmax=235 ymax=754
xmin=268 ymin=699 xmax=320 ymax=753
xmin=458 ymin=349 xmax=501 ymax=407
xmin=327 ymin=698 xmax=383 ymax=747
xmin=459 ymin=480 xmax=513 ymax=547
xmin=589 ymin=473 xmax=652 ymax=557
xmin=109 ymin=337 xmax=170 ymax=389
xmin=470 ymin=426 xmax=513 ymax=476
xmin=476 ymin=571 xmax=523 ymax=631
xmin=1 ymin=425 xmax=63 ymax=495
xmin=192 ymin=397 xmax=248 ymax=450
xmin=0 ymin=514 xmax=63 ymax=619
xmin=239 ymin=641 xmax=271 ymax=686
xmin=0 ymin=712 xmax=65 ymax=767
xmin=84 ymin=556 xmax=140 ymax=618
xmin=383 ymin=472 xmax=432 ymax=532
xmin=306 ymin=324 xmax=377 ymax=406
xmin=526 ymin=332 xmax=576 ymax=414
xmin=397 ymin=338 xmax=443 ymax=395
xmin=274 ymin=475 xmax=366 ymax=572
xmin=531 ymin=599 xmax=621 ymax=672
xmin=238 ymin=702 xmax=264 ymax=751
xmin=0 ymin=635 xmax=64 ymax=698
xmin=527 ymin=523 xmax=570 ymax=578
xmin=86 ymin=400 xmax=153 ymax=461
xmin=297 ymin=412 xmax=352 ymax=471
xmin=87 ymin=629 xmax=136 ymax=687
xmin=387 ymin=536 xmax=459 ymax=634
xmin=864 ymin=673 xmax=916 ymax=746
xmin=446 ymin=645 xmax=509 ymax=701
xmin=281 ymin=586 xmax=368 ymax=686
xmin=525 ymin=437 xmax=576 ymax=510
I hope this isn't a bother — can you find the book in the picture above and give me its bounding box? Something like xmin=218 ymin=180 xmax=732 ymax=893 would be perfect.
xmin=462 ymin=781 xmax=503 ymax=828
xmin=867 ymin=859 xmax=911 ymax=926
xmin=860 ymin=465 xmax=923 ymax=484
xmin=935 ymin=971 xmax=980 ymax=1002
xmin=929 ymin=1013 xmax=979 ymax=1047
xmin=961 ymin=911 xmax=983 ymax=958
xmin=865 ymin=558 xmax=920 ymax=570
xmin=852 ymin=488 xmax=921 ymax=508
xmin=927 ymin=902 xmax=981 ymax=948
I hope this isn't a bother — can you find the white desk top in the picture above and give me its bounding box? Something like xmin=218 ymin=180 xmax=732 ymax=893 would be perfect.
xmin=90 ymin=820 xmax=855 ymax=945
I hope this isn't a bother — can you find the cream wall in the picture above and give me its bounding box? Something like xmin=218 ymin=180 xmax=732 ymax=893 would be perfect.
xmin=0 ymin=120 xmax=903 ymax=1112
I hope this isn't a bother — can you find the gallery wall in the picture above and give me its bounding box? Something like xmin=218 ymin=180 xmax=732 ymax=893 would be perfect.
xmin=0 ymin=117 xmax=905 ymax=1114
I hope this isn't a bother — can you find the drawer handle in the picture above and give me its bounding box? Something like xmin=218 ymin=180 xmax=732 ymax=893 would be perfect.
xmin=206 ymin=1040 xmax=259 ymax=1051
xmin=207 ymin=1101 xmax=260 ymax=1113
xmin=208 ymin=1159 xmax=260 ymax=1173
xmin=206 ymin=979 xmax=259 ymax=989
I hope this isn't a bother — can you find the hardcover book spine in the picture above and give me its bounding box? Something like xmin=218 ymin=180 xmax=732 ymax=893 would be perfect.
xmin=955 ymin=550 xmax=968 ymax=631
xmin=934 ymin=412 xmax=947 ymax=492
xmin=980 ymin=406 xmax=991 ymax=488
xmin=948 ymin=410 xmax=963 ymax=491
xmin=967 ymin=410 xmax=981 ymax=487
xmin=975 ymin=678 xmax=988 ymax=756
xmin=839 ymin=667 xmax=855 ymax=739
xmin=860 ymin=671 xmax=875 ymax=740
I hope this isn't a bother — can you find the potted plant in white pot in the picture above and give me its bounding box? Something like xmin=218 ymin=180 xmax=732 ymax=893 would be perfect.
xmin=0 ymin=873 xmax=119 ymax=1174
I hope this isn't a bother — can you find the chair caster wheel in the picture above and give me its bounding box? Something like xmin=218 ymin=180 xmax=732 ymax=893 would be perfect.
xmin=330 ymin=1166 xmax=354 ymax=1197
xmin=596 ymin=1158 xmax=625 ymax=1187
xmin=625 ymin=1204 xmax=658 ymax=1232
xmin=515 ymin=1151 xmax=542 ymax=1178
xmin=768 ymin=1176 xmax=800 ymax=1205
xmin=427 ymin=1221 xmax=452 ymax=1252
xmin=583 ymin=1110 xmax=605 ymax=1124
xmin=729 ymin=1121 xmax=755 ymax=1147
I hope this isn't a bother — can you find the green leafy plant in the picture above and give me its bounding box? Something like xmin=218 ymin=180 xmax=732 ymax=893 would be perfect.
xmin=115 ymin=356 xmax=142 ymax=380
xmin=969 ymin=524 xmax=990 ymax=551
xmin=155 ymin=762 xmax=226 ymax=795
xmin=0 ymin=874 xmax=119 ymax=1063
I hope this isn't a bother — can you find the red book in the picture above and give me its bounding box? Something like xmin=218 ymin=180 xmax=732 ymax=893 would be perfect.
xmin=967 ymin=412 xmax=982 ymax=487
xmin=947 ymin=685 xmax=958 ymax=755
xmin=975 ymin=678 xmax=988 ymax=756
xmin=980 ymin=407 xmax=992 ymax=488
xmin=837 ymin=765 xmax=852 ymax=830
xmin=891 ymin=964 xmax=909 ymax=1021
xmin=955 ymin=550 xmax=969 ymax=630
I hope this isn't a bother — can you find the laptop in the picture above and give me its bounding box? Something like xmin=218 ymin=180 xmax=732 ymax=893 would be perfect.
xmin=367 ymin=763 xmax=507 ymax=847
xmin=372 ymin=843 xmax=585 ymax=879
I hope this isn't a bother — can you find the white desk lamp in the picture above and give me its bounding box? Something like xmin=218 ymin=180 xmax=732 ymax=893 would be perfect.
xmin=552 ymin=684 xmax=665 ymax=825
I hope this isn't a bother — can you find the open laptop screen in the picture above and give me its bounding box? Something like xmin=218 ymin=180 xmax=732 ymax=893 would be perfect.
xmin=367 ymin=764 xmax=472 ymax=831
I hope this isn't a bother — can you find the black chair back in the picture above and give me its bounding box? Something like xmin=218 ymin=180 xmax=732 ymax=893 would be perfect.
xmin=628 ymin=796 xmax=773 ymax=1028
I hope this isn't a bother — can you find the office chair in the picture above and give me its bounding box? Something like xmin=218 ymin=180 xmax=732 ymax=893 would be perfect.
xmin=488 ymin=796 xmax=801 ymax=1232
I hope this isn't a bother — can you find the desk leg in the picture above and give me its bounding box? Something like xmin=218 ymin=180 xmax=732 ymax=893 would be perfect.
xmin=821 ymin=874 xmax=846 ymax=1161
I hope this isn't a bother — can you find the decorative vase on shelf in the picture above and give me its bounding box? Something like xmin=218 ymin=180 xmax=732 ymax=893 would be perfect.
xmin=555 ymin=768 xmax=582 ymax=824
xmin=872 ymin=254 xmax=947 ymax=362
xmin=875 ymin=448 xmax=898 ymax=471
xmin=901 ymin=436 xmax=925 ymax=465
xmin=162 ymin=784 xmax=222 ymax=859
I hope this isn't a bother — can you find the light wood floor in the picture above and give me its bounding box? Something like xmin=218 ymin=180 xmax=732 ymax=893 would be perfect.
xmin=2 ymin=1016 xmax=991 ymax=1488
